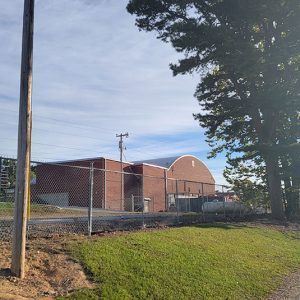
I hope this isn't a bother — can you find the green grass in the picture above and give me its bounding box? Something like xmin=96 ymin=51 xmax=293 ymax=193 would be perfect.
xmin=0 ymin=202 xmax=14 ymax=209
xmin=60 ymin=224 xmax=300 ymax=300
xmin=0 ymin=201 xmax=65 ymax=217
xmin=0 ymin=202 xmax=14 ymax=214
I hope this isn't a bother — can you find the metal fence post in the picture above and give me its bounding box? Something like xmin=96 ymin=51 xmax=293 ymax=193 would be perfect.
xmin=201 ymin=183 xmax=205 ymax=221
xmin=88 ymin=162 xmax=94 ymax=237
xmin=141 ymin=174 xmax=145 ymax=229
xmin=222 ymin=185 xmax=226 ymax=219
xmin=185 ymin=194 xmax=188 ymax=212
xmin=142 ymin=196 xmax=145 ymax=229
xmin=176 ymin=179 xmax=179 ymax=224
xmin=131 ymin=194 xmax=134 ymax=212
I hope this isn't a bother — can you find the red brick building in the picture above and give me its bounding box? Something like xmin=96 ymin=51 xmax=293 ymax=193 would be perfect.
xmin=34 ymin=155 xmax=215 ymax=212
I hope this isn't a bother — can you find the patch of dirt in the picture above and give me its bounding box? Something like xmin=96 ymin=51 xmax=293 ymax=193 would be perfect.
xmin=0 ymin=235 xmax=94 ymax=300
xmin=266 ymin=269 xmax=300 ymax=300
xmin=249 ymin=219 xmax=300 ymax=232
xmin=243 ymin=220 xmax=300 ymax=300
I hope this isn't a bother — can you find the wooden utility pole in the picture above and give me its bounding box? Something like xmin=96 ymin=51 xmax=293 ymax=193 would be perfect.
xmin=11 ymin=0 xmax=35 ymax=279
xmin=116 ymin=133 xmax=128 ymax=210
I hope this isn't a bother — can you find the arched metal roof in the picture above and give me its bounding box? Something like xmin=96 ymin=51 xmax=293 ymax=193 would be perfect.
xmin=133 ymin=155 xmax=210 ymax=170
xmin=133 ymin=156 xmax=180 ymax=169
xmin=133 ymin=155 xmax=215 ymax=182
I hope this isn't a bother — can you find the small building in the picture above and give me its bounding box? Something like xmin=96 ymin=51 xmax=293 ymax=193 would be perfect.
xmin=34 ymin=155 xmax=215 ymax=212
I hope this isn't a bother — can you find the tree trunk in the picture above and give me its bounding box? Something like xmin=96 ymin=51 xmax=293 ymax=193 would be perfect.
xmin=282 ymin=173 xmax=300 ymax=219
xmin=264 ymin=155 xmax=284 ymax=219
xmin=290 ymin=153 xmax=300 ymax=218
xmin=281 ymin=157 xmax=293 ymax=217
xmin=283 ymin=177 xmax=292 ymax=216
xmin=290 ymin=175 xmax=300 ymax=219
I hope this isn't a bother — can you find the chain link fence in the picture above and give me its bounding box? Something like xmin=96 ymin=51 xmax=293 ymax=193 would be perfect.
xmin=0 ymin=157 xmax=256 ymax=242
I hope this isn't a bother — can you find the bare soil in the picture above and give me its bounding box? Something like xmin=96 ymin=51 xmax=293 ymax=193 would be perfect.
xmin=267 ymin=269 xmax=300 ymax=300
xmin=0 ymin=235 xmax=94 ymax=300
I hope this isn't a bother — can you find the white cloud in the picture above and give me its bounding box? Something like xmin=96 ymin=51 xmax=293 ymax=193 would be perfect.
xmin=0 ymin=0 xmax=227 ymax=184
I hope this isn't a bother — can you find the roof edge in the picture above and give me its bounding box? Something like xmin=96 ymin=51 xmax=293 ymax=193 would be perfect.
xmin=134 ymin=162 xmax=167 ymax=170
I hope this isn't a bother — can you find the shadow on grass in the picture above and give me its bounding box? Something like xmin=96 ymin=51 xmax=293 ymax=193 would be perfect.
xmin=192 ymin=222 xmax=250 ymax=230
xmin=57 ymin=288 xmax=101 ymax=300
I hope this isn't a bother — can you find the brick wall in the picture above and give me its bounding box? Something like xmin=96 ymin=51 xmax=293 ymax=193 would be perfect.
xmin=35 ymin=159 xmax=104 ymax=208
xmin=104 ymin=159 xmax=132 ymax=210
xmin=141 ymin=165 xmax=166 ymax=212
xmin=35 ymin=155 xmax=216 ymax=212
xmin=167 ymin=156 xmax=215 ymax=195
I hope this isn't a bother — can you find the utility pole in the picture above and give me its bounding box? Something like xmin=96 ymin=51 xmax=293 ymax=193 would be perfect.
xmin=116 ymin=132 xmax=128 ymax=210
xmin=11 ymin=0 xmax=35 ymax=279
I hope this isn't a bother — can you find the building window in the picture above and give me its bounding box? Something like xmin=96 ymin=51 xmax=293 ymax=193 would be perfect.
xmin=192 ymin=160 xmax=195 ymax=167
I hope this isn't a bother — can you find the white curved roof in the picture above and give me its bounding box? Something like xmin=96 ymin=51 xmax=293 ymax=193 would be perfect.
xmin=133 ymin=155 xmax=210 ymax=170
xmin=133 ymin=156 xmax=180 ymax=169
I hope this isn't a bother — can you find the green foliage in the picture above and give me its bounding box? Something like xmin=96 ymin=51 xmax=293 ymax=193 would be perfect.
xmin=224 ymin=157 xmax=270 ymax=209
xmin=230 ymin=179 xmax=269 ymax=209
xmin=0 ymin=158 xmax=37 ymax=199
xmin=127 ymin=0 xmax=300 ymax=218
xmin=0 ymin=159 xmax=17 ymax=198
xmin=0 ymin=202 xmax=14 ymax=212
xmin=62 ymin=225 xmax=300 ymax=300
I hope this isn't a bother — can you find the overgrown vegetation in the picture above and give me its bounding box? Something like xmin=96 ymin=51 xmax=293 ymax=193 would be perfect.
xmin=60 ymin=225 xmax=300 ymax=299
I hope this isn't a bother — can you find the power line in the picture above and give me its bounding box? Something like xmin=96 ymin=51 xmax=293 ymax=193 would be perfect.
xmin=0 ymin=142 xmax=108 ymax=157
xmin=0 ymin=138 xmax=162 ymax=164
xmin=0 ymin=120 xmax=172 ymax=156
xmin=0 ymin=134 xmax=186 ymax=162
xmin=0 ymin=108 xmax=182 ymax=153
xmin=0 ymin=110 xmax=179 ymax=157
xmin=0 ymin=121 xmax=110 ymax=142
xmin=1 ymin=107 xmax=115 ymax=133
xmin=123 ymin=152 xmax=129 ymax=162
xmin=0 ymin=137 xmax=110 ymax=153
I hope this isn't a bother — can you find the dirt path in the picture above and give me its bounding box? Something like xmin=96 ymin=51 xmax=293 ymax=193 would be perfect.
xmin=0 ymin=235 xmax=94 ymax=300
xmin=266 ymin=269 xmax=300 ymax=300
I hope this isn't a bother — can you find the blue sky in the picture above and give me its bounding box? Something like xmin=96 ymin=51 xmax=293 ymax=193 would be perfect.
xmin=0 ymin=0 xmax=227 ymax=184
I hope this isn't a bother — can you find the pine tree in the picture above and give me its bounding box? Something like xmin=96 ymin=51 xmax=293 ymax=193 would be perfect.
xmin=127 ymin=0 xmax=300 ymax=219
